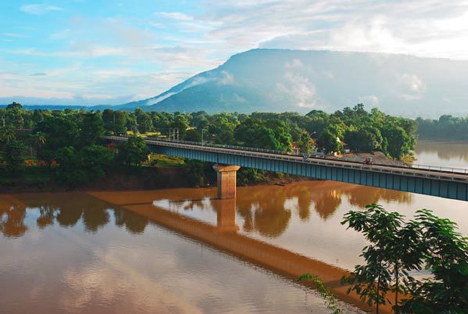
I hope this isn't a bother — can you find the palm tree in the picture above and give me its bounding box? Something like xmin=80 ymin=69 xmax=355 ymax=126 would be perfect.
xmin=0 ymin=126 xmax=16 ymax=144
xmin=29 ymin=132 xmax=46 ymax=156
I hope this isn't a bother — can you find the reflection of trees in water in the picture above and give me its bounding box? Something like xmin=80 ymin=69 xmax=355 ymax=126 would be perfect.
xmin=344 ymin=186 xmax=412 ymax=208
xmin=0 ymin=194 xmax=149 ymax=238
xmin=162 ymin=182 xmax=413 ymax=238
xmin=0 ymin=199 xmax=27 ymax=238
xmin=416 ymin=141 xmax=468 ymax=162
xmin=236 ymin=182 xmax=412 ymax=237
xmin=113 ymin=207 xmax=149 ymax=234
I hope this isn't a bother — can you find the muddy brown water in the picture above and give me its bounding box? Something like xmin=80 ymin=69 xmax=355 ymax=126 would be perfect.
xmin=1 ymin=140 xmax=467 ymax=313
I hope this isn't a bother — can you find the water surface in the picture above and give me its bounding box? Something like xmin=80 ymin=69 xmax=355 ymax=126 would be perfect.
xmin=1 ymin=140 xmax=467 ymax=313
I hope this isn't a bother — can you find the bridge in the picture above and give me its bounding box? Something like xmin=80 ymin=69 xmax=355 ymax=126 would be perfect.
xmin=105 ymin=136 xmax=468 ymax=202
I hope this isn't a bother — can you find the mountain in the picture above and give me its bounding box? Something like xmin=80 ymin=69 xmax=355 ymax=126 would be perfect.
xmin=118 ymin=49 xmax=468 ymax=118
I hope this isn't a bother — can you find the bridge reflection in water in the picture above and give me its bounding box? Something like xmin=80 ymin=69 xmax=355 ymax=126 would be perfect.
xmin=99 ymin=196 xmax=369 ymax=311
xmin=90 ymin=185 xmax=410 ymax=314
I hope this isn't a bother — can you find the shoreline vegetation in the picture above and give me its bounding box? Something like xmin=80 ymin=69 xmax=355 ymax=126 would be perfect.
xmin=1 ymin=102 xmax=419 ymax=193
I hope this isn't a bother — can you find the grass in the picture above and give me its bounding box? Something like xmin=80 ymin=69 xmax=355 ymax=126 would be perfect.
xmin=147 ymin=154 xmax=185 ymax=167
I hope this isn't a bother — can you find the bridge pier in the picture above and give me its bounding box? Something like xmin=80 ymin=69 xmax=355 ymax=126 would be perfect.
xmin=215 ymin=199 xmax=239 ymax=233
xmin=213 ymin=164 xmax=240 ymax=199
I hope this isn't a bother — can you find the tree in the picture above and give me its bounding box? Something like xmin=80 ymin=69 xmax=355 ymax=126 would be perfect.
xmin=35 ymin=116 xmax=79 ymax=164
xmin=317 ymin=130 xmax=342 ymax=153
xmin=382 ymin=125 xmax=413 ymax=159
xmin=234 ymin=118 xmax=292 ymax=151
xmin=297 ymin=131 xmax=313 ymax=154
xmin=78 ymin=145 xmax=115 ymax=181
xmin=136 ymin=111 xmax=153 ymax=134
xmin=172 ymin=114 xmax=190 ymax=139
xmin=117 ymin=136 xmax=148 ymax=166
xmin=103 ymin=109 xmax=127 ymax=135
xmin=79 ymin=112 xmax=105 ymax=147
xmin=342 ymin=205 xmax=468 ymax=313
xmin=401 ymin=210 xmax=468 ymax=313
xmin=344 ymin=127 xmax=383 ymax=152
xmin=4 ymin=140 xmax=26 ymax=173
xmin=0 ymin=126 xmax=16 ymax=144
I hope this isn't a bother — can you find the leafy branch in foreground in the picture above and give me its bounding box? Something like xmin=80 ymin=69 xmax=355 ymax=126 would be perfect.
xmin=298 ymin=273 xmax=346 ymax=314
xmin=342 ymin=204 xmax=468 ymax=313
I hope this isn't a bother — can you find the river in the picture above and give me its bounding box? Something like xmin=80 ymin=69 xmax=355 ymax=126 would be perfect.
xmin=1 ymin=140 xmax=467 ymax=313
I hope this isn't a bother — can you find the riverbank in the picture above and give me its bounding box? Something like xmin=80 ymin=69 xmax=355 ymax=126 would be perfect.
xmin=0 ymin=165 xmax=307 ymax=194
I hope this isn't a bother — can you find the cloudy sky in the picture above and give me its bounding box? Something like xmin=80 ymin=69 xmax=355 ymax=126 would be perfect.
xmin=1 ymin=0 xmax=468 ymax=105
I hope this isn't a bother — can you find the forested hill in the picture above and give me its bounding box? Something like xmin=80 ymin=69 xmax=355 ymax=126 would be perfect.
xmin=117 ymin=49 xmax=468 ymax=118
xmin=416 ymin=115 xmax=468 ymax=141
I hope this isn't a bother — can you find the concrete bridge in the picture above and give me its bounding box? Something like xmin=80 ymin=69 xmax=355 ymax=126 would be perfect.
xmin=105 ymin=136 xmax=468 ymax=202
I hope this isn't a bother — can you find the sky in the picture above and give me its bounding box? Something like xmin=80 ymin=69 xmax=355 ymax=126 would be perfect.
xmin=1 ymin=0 xmax=468 ymax=106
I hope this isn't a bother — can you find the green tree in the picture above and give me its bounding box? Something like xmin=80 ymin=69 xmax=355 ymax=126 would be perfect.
xmin=172 ymin=114 xmax=190 ymax=139
xmin=235 ymin=118 xmax=292 ymax=151
xmin=4 ymin=139 xmax=26 ymax=173
xmin=35 ymin=116 xmax=79 ymax=164
xmin=103 ymin=109 xmax=127 ymax=135
xmin=78 ymin=145 xmax=115 ymax=180
xmin=343 ymin=205 xmax=468 ymax=313
xmin=401 ymin=210 xmax=468 ymax=313
xmin=0 ymin=126 xmax=16 ymax=144
xmin=136 ymin=111 xmax=153 ymax=134
xmin=297 ymin=131 xmax=313 ymax=154
xmin=344 ymin=127 xmax=383 ymax=152
xmin=117 ymin=136 xmax=148 ymax=166
xmin=382 ymin=126 xmax=413 ymax=159
xmin=79 ymin=112 xmax=105 ymax=147
xmin=317 ymin=130 xmax=342 ymax=153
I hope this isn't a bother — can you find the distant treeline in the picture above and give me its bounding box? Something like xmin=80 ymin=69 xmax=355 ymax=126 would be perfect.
xmin=416 ymin=115 xmax=468 ymax=141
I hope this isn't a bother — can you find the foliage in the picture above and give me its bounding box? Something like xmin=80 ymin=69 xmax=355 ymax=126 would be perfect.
xmin=298 ymin=273 xmax=346 ymax=314
xmin=79 ymin=112 xmax=105 ymax=147
xmin=184 ymin=160 xmax=210 ymax=187
xmin=400 ymin=210 xmax=468 ymax=313
xmin=344 ymin=127 xmax=383 ymax=152
xmin=382 ymin=125 xmax=414 ymax=159
xmin=55 ymin=145 xmax=115 ymax=185
xmin=4 ymin=140 xmax=26 ymax=173
xmin=234 ymin=118 xmax=292 ymax=152
xmin=317 ymin=129 xmax=343 ymax=153
xmin=342 ymin=205 xmax=468 ymax=313
xmin=117 ymin=136 xmax=148 ymax=166
xmin=417 ymin=115 xmax=468 ymax=141
xmin=296 ymin=131 xmax=314 ymax=154
xmin=0 ymin=126 xmax=16 ymax=144
xmin=237 ymin=168 xmax=268 ymax=186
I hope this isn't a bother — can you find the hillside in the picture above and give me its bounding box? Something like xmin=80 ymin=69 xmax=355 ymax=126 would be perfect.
xmin=117 ymin=49 xmax=468 ymax=118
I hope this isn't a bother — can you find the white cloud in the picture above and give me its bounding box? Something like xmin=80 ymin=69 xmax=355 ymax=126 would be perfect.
xmin=285 ymin=59 xmax=303 ymax=69
xmin=1 ymin=33 xmax=25 ymax=38
xmin=398 ymin=73 xmax=427 ymax=100
xmin=158 ymin=12 xmax=193 ymax=21
xmin=217 ymin=70 xmax=235 ymax=85
xmin=202 ymin=0 xmax=468 ymax=60
xmin=359 ymin=95 xmax=380 ymax=106
xmin=277 ymin=71 xmax=320 ymax=108
xmin=20 ymin=4 xmax=63 ymax=15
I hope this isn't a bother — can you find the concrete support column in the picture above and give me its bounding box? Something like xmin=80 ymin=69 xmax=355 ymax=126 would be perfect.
xmin=213 ymin=164 xmax=240 ymax=199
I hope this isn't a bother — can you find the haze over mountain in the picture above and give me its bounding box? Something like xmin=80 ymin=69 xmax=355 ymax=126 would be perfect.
xmin=116 ymin=49 xmax=468 ymax=118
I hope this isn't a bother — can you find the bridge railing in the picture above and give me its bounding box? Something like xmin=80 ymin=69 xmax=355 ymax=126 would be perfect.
xmin=409 ymin=163 xmax=468 ymax=174
xmin=108 ymin=135 xmax=468 ymax=176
